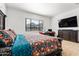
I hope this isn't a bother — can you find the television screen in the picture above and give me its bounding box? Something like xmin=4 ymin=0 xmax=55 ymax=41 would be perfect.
xmin=59 ymin=16 xmax=78 ymax=27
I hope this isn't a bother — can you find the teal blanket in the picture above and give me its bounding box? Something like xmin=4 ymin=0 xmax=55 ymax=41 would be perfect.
xmin=12 ymin=34 xmax=32 ymax=56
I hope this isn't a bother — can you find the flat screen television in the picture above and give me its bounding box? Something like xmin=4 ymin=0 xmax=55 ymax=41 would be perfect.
xmin=59 ymin=16 xmax=78 ymax=27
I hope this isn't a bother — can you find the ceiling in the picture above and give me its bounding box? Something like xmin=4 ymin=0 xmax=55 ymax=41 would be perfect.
xmin=6 ymin=3 xmax=79 ymax=17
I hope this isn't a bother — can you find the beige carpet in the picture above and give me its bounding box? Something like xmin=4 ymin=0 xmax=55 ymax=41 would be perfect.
xmin=62 ymin=40 xmax=79 ymax=56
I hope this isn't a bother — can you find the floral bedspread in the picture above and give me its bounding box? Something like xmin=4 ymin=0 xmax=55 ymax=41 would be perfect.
xmin=25 ymin=33 xmax=62 ymax=56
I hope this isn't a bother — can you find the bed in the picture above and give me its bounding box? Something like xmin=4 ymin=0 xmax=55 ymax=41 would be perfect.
xmin=12 ymin=33 xmax=62 ymax=56
xmin=0 ymin=29 xmax=62 ymax=56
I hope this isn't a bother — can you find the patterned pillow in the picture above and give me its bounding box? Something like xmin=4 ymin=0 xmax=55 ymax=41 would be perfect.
xmin=6 ymin=29 xmax=16 ymax=41
xmin=0 ymin=32 xmax=4 ymax=39
xmin=0 ymin=29 xmax=16 ymax=47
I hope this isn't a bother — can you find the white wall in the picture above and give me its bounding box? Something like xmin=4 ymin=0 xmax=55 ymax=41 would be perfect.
xmin=0 ymin=3 xmax=6 ymax=14
xmin=6 ymin=7 xmax=51 ymax=34
xmin=51 ymin=8 xmax=79 ymax=35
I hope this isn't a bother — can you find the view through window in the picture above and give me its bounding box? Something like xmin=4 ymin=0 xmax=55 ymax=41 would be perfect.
xmin=25 ymin=18 xmax=43 ymax=31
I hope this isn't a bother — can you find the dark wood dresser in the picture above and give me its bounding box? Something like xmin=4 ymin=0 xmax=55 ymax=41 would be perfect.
xmin=58 ymin=30 xmax=79 ymax=42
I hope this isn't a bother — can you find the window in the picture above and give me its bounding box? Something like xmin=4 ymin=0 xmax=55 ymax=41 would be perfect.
xmin=25 ymin=18 xmax=43 ymax=31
